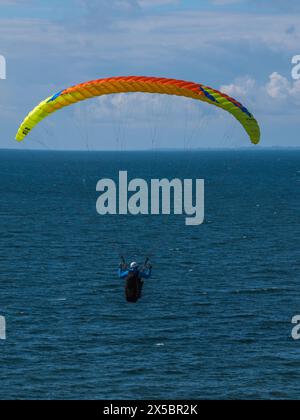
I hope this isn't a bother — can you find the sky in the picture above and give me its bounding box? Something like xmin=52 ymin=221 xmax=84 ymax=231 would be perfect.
xmin=0 ymin=0 xmax=300 ymax=150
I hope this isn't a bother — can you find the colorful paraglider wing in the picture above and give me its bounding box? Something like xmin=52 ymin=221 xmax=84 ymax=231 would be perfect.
xmin=15 ymin=76 xmax=260 ymax=144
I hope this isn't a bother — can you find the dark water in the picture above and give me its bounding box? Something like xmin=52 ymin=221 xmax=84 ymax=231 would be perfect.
xmin=0 ymin=149 xmax=299 ymax=400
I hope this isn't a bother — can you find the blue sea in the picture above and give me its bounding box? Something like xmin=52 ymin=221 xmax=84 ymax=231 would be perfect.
xmin=0 ymin=149 xmax=299 ymax=400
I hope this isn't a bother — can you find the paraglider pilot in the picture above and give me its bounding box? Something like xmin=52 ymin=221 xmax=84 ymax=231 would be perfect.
xmin=119 ymin=258 xmax=152 ymax=303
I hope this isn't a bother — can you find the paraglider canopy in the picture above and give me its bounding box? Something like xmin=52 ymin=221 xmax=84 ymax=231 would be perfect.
xmin=16 ymin=76 xmax=260 ymax=145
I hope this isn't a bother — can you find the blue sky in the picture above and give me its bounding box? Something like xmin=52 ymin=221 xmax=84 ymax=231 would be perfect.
xmin=0 ymin=0 xmax=299 ymax=150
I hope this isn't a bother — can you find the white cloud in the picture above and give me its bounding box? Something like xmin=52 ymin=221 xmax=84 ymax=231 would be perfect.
xmin=220 ymin=72 xmax=300 ymax=119
xmin=82 ymin=91 xmax=202 ymax=126
xmin=266 ymin=71 xmax=300 ymax=101
xmin=221 ymin=77 xmax=256 ymax=98
xmin=266 ymin=72 xmax=291 ymax=99
xmin=1 ymin=9 xmax=300 ymax=65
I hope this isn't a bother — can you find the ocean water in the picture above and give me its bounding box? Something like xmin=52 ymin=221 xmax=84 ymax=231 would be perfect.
xmin=0 ymin=149 xmax=299 ymax=400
